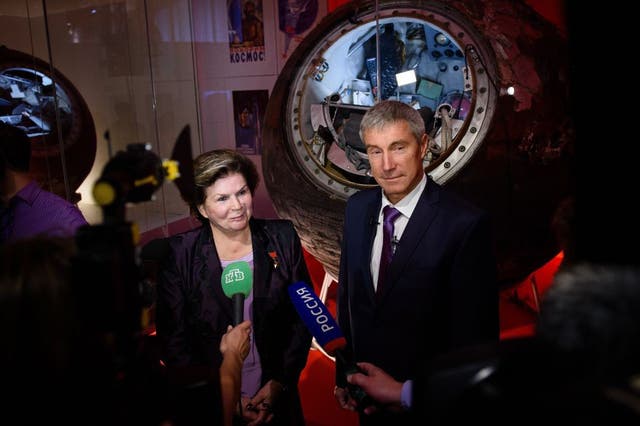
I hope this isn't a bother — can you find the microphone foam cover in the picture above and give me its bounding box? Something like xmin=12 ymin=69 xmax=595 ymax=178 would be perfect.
xmin=221 ymin=261 xmax=253 ymax=298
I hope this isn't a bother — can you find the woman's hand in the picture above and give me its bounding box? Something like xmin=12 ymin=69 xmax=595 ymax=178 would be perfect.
xmin=242 ymin=379 xmax=284 ymax=425
xmin=334 ymin=385 xmax=358 ymax=411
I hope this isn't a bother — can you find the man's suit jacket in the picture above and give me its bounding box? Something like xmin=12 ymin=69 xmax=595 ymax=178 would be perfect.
xmin=156 ymin=218 xmax=312 ymax=424
xmin=336 ymin=174 xmax=498 ymax=393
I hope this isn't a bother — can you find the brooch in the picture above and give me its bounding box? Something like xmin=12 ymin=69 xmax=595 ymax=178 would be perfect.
xmin=268 ymin=251 xmax=279 ymax=269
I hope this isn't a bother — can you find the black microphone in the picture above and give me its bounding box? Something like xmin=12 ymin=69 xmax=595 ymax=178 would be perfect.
xmin=288 ymin=282 xmax=374 ymax=410
xmin=391 ymin=236 xmax=400 ymax=254
xmin=221 ymin=261 xmax=252 ymax=325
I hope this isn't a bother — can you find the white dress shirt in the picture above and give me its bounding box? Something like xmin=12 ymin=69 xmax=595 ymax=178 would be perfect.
xmin=370 ymin=174 xmax=427 ymax=291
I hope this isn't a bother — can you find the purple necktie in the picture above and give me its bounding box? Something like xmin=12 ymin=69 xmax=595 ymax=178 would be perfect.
xmin=377 ymin=205 xmax=401 ymax=299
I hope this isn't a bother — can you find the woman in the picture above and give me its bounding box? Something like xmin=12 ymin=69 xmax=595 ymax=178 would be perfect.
xmin=156 ymin=149 xmax=312 ymax=425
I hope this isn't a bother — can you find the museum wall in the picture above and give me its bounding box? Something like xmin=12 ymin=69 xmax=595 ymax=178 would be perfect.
xmin=0 ymin=0 xmax=325 ymax=235
xmin=0 ymin=0 xmax=559 ymax=237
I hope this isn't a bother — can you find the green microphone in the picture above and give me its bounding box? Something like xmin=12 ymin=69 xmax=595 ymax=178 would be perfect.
xmin=221 ymin=261 xmax=253 ymax=325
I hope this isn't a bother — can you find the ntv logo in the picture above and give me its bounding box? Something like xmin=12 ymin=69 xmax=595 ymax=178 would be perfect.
xmin=224 ymin=267 xmax=245 ymax=284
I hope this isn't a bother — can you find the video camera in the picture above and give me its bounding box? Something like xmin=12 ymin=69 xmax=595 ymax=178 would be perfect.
xmin=71 ymin=125 xmax=194 ymax=389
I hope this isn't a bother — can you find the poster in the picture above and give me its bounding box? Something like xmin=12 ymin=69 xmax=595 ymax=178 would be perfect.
xmin=228 ymin=0 xmax=266 ymax=65
xmin=276 ymin=0 xmax=326 ymax=71
xmin=232 ymin=89 xmax=269 ymax=155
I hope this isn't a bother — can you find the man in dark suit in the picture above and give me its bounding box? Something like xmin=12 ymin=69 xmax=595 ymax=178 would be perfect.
xmin=334 ymin=100 xmax=498 ymax=425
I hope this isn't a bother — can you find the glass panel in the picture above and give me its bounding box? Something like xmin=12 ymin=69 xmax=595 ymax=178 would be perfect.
xmin=0 ymin=0 xmax=200 ymax=235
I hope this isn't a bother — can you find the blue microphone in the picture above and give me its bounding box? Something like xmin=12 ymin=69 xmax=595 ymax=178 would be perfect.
xmin=288 ymin=281 xmax=346 ymax=355
xmin=288 ymin=281 xmax=373 ymax=409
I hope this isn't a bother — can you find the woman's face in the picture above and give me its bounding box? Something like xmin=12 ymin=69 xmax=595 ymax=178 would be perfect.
xmin=197 ymin=172 xmax=253 ymax=234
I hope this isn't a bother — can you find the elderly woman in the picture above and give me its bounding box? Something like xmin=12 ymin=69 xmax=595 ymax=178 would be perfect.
xmin=156 ymin=149 xmax=312 ymax=425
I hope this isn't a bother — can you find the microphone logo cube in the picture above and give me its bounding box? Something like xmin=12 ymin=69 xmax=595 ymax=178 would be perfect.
xmin=224 ymin=267 xmax=245 ymax=284
xmin=221 ymin=261 xmax=253 ymax=298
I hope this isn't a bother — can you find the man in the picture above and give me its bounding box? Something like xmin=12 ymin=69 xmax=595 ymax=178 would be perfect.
xmin=334 ymin=100 xmax=498 ymax=424
xmin=0 ymin=122 xmax=87 ymax=244
xmin=350 ymin=264 xmax=640 ymax=424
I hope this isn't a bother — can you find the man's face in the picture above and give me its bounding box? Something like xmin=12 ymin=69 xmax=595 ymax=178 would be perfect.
xmin=239 ymin=108 xmax=251 ymax=128
xmin=245 ymin=2 xmax=255 ymax=16
xmin=363 ymin=120 xmax=427 ymax=204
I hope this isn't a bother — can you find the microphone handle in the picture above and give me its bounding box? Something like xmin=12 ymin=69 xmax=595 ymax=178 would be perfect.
xmin=232 ymin=293 xmax=245 ymax=326
xmin=335 ymin=350 xmax=375 ymax=410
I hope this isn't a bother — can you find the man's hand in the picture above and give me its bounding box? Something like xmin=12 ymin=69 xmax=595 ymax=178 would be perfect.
xmin=347 ymin=362 xmax=404 ymax=414
xmin=334 ymin=385 xmax=358 ymax=411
